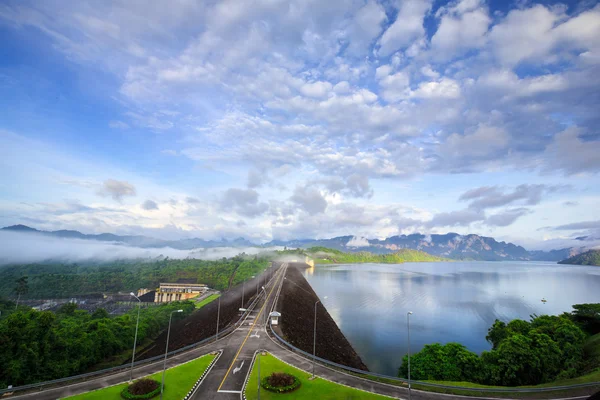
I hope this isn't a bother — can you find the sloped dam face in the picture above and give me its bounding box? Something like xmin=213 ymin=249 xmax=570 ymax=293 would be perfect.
xmin=302 ymin=261 xmax=600 ymax=376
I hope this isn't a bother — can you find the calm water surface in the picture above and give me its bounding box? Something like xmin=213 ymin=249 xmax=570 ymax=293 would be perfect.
xmin=303 ymin=261 xmax=600 ymax=376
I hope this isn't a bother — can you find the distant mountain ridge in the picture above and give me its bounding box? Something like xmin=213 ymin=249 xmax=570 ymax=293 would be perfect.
xmin=1 ymin=224 xmax=254 ymax=249
xmin=0 ymin=224 xmax=585 ymax=262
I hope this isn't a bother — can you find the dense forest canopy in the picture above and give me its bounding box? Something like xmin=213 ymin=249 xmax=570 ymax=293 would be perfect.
xmin=0 ymin=301 xmax=195 ymax=389
xmin=0 ymin=255 xmax=270 ymax=299
xmin=398 ymin=304 xmax=600 ymax=386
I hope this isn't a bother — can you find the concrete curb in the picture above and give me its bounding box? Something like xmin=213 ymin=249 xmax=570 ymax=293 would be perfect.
xmin=240 ymin=350 xmax=260 ymax=400
xmin=183 ymin=350 xmax=222 ymax=400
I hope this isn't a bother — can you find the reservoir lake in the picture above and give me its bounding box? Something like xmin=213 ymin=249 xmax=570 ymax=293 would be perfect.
xmin=303 ymin=261 xmax=600 ymax=376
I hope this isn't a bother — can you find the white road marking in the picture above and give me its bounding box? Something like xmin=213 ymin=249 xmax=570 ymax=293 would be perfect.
xmin=233 ymin=360 xmax=245 ymax=374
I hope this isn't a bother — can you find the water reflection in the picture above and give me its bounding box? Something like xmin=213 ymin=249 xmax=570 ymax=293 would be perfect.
xmin=304 ymin=262 xmax=600 ymax=376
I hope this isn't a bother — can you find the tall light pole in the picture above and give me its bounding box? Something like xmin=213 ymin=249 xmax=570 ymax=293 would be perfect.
xmin=407 ymin=311 xmax=413 ymax=400
xmin=161 ymin=309 xmax=183 ymax=400
xmin=312 ymin=296 xmax=327 ymax=378
xmin=129 ymin=292 xmax=141 ymax=382
xmin=261 ymin=286 xmax=267 ymax=326
xmin=216 ymin=294 xmax=221 ymax=340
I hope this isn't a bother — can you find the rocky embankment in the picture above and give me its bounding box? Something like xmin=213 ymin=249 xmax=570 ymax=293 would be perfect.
xmin=137 ymin=264 xmax=279 ymax=360
xmin=275 ymin=263 xmax=368 ymax=371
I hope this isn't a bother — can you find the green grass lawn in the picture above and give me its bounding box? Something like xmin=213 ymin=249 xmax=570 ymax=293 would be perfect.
xmin=314 ymin=258 xmax=334 ymax=264
xmin=245 ymin=353 xmax=391 ymax=400
xmin=194 ymin=293 xmax=220 ymax=309
xmin=63 ymin=353 xmax=216 ymax=399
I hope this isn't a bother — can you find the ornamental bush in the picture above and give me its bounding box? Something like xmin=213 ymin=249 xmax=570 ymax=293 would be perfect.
xmin=121 ymin=378 xmax=162 ymax=399
xmin=261 ymin=372 xmax=301 ymax=393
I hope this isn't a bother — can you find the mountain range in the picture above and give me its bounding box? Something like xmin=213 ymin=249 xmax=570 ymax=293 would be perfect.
xmin=1 ymin=224 xmax=588 ymax=262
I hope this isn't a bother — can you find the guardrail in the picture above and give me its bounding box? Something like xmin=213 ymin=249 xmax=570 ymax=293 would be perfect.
xmin=267 ymin=266 xmax=600 ymax=394
xmin=0 ymin=264 xmax=280 ymax=397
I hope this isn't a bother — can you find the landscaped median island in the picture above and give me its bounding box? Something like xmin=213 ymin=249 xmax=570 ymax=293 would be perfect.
xmin=194 ymin=293 xmax=220 ymax=309
xmin=244 ymin=353 xmax=391 ymax=400
xmin=62 ymin=353 xmax=216 ymax=400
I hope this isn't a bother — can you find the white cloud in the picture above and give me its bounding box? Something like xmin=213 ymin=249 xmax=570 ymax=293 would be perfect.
xmin=541 ymin=127 xmax=600 ymax=175
xmin=344 ymin=0 xmax=387 ymax=56
xmin=375 ymin=64 xmax=392 ymax=80
xmin=300 ymin=81 xmax=333 ymax=98
xmin=488 ymin=4 xmax=600 ymax=67
xmin=347 ymin=236 xmax=370 ymax=247
xmin=430 ymin=2 xmax=490 ymax=61
xmin=97 ymin=179 xmax=137 ymax=202
xmin=377 ymin=0 xmax=432 ymax=56
xmin=439 ymin=125 xmax=509 ymax=162
xmin=411 ymin=77 xmax=461 ymax=99
xmin=379 ymin=71 xmax=410 ymax=102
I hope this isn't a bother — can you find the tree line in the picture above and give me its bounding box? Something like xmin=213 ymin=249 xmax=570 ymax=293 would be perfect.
xmin=398 ymin=303 xmax=600 ymax=386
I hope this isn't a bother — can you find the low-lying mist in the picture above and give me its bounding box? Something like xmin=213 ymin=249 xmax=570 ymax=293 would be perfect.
xmin=0 ymin=231 xmax=284 ymax=265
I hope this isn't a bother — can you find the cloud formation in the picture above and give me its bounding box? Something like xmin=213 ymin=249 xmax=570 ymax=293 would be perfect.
xmin=97 ymin=179 xmax=137 ymax=202
xmin=0 ymin=0 xmax=599 ymax=248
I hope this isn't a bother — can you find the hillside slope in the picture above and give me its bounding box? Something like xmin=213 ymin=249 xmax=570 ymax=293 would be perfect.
xmin=307 ymin=247 xmax=447 ymax=263
xmin=559 ymin=249 xmax=600 ymax=266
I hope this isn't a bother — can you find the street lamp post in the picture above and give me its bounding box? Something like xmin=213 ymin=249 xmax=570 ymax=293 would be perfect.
xmin=161 ymin=309 xmax=183 ymax=400
xmin=216 ymin=294 xmax=221 ymax=340
xmin=312 ymin=296 xmax=327 ymax=379
xmin=407 ymin=311 xmax=413 ymax=400
xmin=129 ymin=292 xmax=142 ymax=382
xmin=261 ymin=286 xmax=267 ymax=326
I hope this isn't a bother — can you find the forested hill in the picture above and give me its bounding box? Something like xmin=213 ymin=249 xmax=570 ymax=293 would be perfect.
xmin=0 ymin=256 xmax=269 ymax=299
xmin=306 ymin=247 xmax=447 ymax=264
xmin=559 ymin=249 xmax=600 ymax=266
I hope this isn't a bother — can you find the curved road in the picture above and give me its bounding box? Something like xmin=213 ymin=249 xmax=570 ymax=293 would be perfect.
xmin=9 ymin=262 xmax=594 ymax=400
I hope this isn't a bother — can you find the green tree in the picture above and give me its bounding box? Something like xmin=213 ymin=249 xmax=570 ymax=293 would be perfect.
xmin=398 ymin=343 xmax=481 ymax=381
xmin=486 ymin=320 xmax=507 ymax=350
xmin=570 ymin=303 xmax=600 ymax=334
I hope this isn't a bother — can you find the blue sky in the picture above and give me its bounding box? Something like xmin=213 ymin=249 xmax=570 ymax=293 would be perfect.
xmin=0 ymin=0 xmax=599 ymax=249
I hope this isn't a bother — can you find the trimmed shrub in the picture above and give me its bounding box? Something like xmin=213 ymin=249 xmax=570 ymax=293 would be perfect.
xmin=261 ymin=372 xmax=301 ymax=393
xmin=121 ymin=378 xmax=162 ymax=399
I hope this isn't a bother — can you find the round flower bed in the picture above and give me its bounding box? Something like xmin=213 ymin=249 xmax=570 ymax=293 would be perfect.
xmin=261 ymin=372 xmax=301 ymax=393
xmin=120 ymin=378 xmax=162 ymax=399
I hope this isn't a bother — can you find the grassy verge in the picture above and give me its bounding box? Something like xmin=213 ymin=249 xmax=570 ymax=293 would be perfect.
xmin=195 ymin=293 xmax=220 ymax=309
xmin=245 ymin=353 xmax=391 ymax=399
xmin=63 ymin=353 xmax=216 ymax=399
